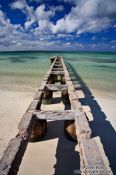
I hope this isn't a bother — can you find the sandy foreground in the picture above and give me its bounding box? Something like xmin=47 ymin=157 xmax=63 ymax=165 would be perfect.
xmin=0 ymin=89 xmax=34 ymax=159
xmin=0 ymin=88 xmax=116 ymax=174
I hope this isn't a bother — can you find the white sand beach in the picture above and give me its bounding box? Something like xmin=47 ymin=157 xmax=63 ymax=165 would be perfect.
xmin=0 ymin=86 xmax=116 ymax=174
xmin=0 ymin=89 xmax=34 ymax=159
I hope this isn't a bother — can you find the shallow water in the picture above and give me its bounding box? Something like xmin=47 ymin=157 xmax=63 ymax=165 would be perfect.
xmin=0 ymin=51 xmax=116 ymax=98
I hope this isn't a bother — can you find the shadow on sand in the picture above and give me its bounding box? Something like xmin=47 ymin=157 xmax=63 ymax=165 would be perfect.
xmin=41 ymin=120 xmax=80 ymax=175
xmin=38 ymin=97 xmax=80 ymax=175
xmin=66 ymin=62 xmax=116 ymax=174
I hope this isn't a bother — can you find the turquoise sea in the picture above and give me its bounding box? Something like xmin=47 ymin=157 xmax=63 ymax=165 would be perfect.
xmin=0 ymin=51 xmax=116 ymax=98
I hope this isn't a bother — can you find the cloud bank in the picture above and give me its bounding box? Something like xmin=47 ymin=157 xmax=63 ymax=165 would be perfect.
xmin=52 ymin=0 xmax=116 ymax=34
xmin=0 ymin=0 xmax=116 ymax=51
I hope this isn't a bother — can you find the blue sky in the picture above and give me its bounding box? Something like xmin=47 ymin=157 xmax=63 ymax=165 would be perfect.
xmin=0 ymin=0 xmax=116 ymax=51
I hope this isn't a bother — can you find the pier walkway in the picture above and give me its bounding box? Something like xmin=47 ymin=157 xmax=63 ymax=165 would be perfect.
xmin=0 ymin=57 xmax=112 ymax=175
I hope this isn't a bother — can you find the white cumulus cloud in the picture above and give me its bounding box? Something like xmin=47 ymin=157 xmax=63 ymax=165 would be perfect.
xmin=10 ymin=0 xmax=34 ymax=19
xmin=10 ymin=0 xmax=26 ymax=10
xmin=51 ymin=0 xmax=116 ymax=34
xmin=0 ymin=1 xmax=116 ymax=51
